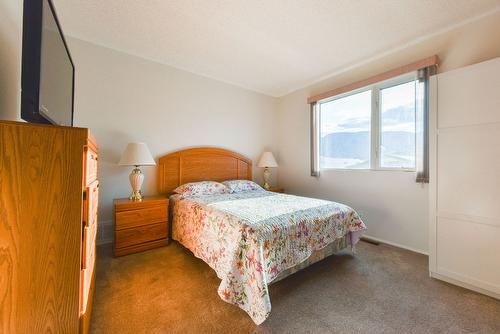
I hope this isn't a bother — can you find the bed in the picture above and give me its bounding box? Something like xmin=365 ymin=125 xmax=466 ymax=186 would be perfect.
xmin=158 ymin=148 xmax=366 ymax=324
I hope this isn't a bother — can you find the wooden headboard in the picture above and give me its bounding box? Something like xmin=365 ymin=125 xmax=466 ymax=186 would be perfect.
xmin=157 ymin=147 xmax=253 ymax=194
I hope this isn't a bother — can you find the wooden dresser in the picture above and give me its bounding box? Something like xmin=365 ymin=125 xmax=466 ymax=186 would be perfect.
xmin=0 ymin=121 xmax=98 ymax=334
xmin=114 ymin=196 xmax=169 ymax=256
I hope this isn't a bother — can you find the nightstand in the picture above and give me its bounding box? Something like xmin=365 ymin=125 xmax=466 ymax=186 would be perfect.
xmin=268 ymin=187 xmax=284 ymax=193
xmin=114 ymin=196 xmax=169 ymax=257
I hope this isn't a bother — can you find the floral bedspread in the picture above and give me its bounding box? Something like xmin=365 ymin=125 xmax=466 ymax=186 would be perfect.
xmin=171 ymin=190 xmax=366 ymax=324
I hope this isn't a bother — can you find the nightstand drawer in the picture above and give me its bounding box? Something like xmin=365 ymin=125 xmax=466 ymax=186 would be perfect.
xmin=115 ymin=205 xmax=167 ymax=230
xmin=114 ymin=196 xmax=169 ymax=257
xmin=115 ymin=222 xmax=167 ymax=249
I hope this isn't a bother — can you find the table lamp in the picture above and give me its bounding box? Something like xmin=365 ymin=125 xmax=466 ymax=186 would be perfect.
xmin=119 ymin=142 xmax=156 ymax=201
xmin=257 ymin=151 xmax=278 ymax=190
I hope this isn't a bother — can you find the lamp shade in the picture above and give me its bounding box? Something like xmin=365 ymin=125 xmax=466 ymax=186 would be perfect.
xmin=119 ymin=142 xmax=156 ymax=166
xmin=257 ymin=151 xmax=278 ymax=168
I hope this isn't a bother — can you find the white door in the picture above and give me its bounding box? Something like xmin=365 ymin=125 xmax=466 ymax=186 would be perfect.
xmin=429 ymin=57 xmax=500 ymax=298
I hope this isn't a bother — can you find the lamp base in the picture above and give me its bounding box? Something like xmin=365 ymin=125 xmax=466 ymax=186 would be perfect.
xmin=129 ymin=166 xmax=144 ymax=201
xmin=263 ymin=167 xmax=271 ymax=190
xmin=129 ymin=190 xmax=143 ymax=201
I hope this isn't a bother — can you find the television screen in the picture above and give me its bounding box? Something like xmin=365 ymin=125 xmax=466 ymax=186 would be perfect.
xmin=21 ymin=0 xmax=74 ymax=126
xmin=39 ymin=1 xmax=74 ymax=126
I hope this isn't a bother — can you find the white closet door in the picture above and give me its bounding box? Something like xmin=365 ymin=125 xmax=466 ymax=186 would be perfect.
xmin=429 ymin=57 xmax=500 ymax=298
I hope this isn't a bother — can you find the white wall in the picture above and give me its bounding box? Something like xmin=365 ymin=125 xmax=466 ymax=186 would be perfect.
xmin=68 ymin=38 xmax=278 ymax=242
xmin=0 ymin=0 xmax=22 ymax=120
xmin=276 ymin=10 xmax=500 ymax=254
xmin=2 ymin=2 xmax=500 ymax=250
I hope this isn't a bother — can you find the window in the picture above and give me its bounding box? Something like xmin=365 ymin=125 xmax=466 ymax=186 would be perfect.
xmin=318 ymin=74 xmax=417 ymax=170
xmin=379 ymin=81 xmax=416 ymax=169
xmin=320 ymin=90 xmax=371 ymax=169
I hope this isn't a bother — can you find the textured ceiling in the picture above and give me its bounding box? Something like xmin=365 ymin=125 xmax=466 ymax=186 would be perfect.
xmin=53 ymin=0 xmax=500 ymax=96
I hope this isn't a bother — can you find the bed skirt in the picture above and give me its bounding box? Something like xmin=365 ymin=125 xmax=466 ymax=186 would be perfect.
xmin=269 ymin=234 xmax=350 ymax=284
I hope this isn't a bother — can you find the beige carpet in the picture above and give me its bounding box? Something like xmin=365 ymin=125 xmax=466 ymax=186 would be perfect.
xmin=90 ymin=241 xmax=500 ymax=334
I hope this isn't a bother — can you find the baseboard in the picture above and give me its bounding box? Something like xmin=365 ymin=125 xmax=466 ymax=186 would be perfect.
xmin=430 ymin=271 xmax=500 ymax=300
xmin=361 ymin=234 xmax=428 ymax=256
xmin=97 ymin=220 xmax=113 ymax=245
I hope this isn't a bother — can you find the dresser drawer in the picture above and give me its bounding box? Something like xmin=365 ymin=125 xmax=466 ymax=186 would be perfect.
xmin=115 ymin=222 xmax=167 ymax=249
xmin=83 ymin=180 xmax=99 ymax=227
xmin=84 ymin=146 xmax=98 ymax=186
xmin=80 ymin=262 xmax=94 ymax=315
xmin=115 ymin=205 xmax=167 ymax=230
xmin=82 ymin=224 xmax=97 ymax=269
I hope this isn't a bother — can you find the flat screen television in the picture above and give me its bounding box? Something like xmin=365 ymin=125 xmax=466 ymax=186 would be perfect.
xmin=21 ymin=0 xmax=74 ymax=126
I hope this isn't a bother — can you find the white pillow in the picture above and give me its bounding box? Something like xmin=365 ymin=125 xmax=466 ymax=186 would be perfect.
xmin=173 ymin=181 xmax=230 ymax=196
xmin=222 ymin=180 xmax=263 ymax=193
